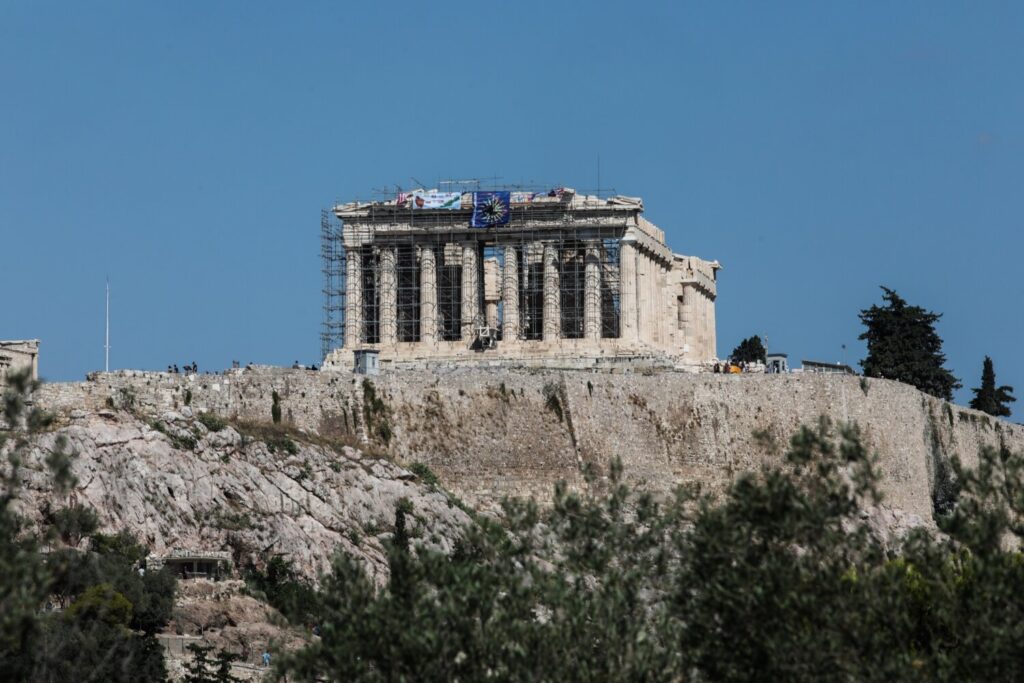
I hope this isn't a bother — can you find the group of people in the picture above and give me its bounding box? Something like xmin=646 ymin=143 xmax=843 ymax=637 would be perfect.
xmin=166 ymin=360 xmax=320 ymax=374
xmin=712 ymin=360 xmax=749 ymax=374
xmin=166 ymin=362 xmax=198 ymax=375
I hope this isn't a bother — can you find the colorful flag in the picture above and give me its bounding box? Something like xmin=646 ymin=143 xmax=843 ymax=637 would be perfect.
xmin=410 ymin=191 xmax=462 ymax=209
xmin=471 ymin=191 xmax=511 ymax=228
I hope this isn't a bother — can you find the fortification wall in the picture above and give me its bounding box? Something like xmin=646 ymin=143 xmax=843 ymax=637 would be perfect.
xmin=36 ymin=368 xmax=1024 ymax=521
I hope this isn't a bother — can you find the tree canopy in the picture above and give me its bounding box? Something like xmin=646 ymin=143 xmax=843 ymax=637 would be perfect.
xmin=859 ymin=287 xmax=960 ymax=400
xmin=0 ymin=370 xmax=173 ymax=681
xmin=730 ymin=335 xmax=767 ymax=364
xmin=969 ymin=356 xmax=1015 ymax=417
xmin=276 ymin=419 xmax=1024 ymax=682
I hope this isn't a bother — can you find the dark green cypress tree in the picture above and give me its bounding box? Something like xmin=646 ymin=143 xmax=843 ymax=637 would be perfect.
xmin=858 ymin=287 xmax=960 ymax=400
xmin=730 ymin=335 xmax=767 ymax=364
xmin=969 ymin=356 xmax=1015 ymax=417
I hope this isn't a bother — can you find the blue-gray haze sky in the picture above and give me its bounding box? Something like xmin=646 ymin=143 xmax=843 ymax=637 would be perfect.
xmin=2 ymin=2 xmax=1022 ymax=410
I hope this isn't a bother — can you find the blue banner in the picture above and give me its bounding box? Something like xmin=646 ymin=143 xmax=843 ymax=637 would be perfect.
xmin=471 ymin=191 xmax=511 ymax=228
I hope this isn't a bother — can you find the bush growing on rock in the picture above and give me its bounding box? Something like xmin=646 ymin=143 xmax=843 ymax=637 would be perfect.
xmin=197 ymin=411 xmax=227 ymax=432
xmin=271 ymin=390 xmax=282 ymax=425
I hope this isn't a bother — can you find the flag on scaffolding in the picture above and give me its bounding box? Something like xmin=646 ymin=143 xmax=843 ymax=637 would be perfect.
xmin=410 ymin=191 xmax=462 ymax=209
xmin=470 ymin=191 xmax=511 ymax=227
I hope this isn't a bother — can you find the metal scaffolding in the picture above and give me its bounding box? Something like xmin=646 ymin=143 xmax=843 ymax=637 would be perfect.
xmin=320 ymin=210 xmax=346 ymax=361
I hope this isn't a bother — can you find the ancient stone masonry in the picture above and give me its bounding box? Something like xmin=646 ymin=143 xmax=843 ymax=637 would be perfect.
xmin=36 ymin=368 xmax=1024 ymax=523
xmin=0 ymin=339 xmax=40 ymax=383
xmin=320 ymin=188 xmax=720 ymax=370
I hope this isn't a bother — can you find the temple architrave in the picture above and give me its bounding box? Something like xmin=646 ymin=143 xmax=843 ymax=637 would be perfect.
xmin=320 ymin=187 xmax=719 ymax=370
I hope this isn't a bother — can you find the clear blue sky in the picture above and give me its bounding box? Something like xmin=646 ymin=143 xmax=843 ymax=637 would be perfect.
xmin=3 ymin=2 xmax=1022 ymax=410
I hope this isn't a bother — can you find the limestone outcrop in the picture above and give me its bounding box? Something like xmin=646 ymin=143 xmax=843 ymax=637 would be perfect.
xmin=8 ymin=407 xmax=471 ymax=582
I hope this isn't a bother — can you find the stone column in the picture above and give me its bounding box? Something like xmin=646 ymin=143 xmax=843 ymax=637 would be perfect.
xmin=620 ymin=239 xmax=638 ymax=342
xmin=649 ymin=259 xmax=660 ymax=345
xmin=344 ymin=248 xmax=363 ymax=348
xmin=656 ymin=263 xmax=668 ymax=348
xmin=706 ymin=293 xmax=717 ymax=361
xmin=461 ymin=242 xmax=479 ymax=343
xmin=419 ymin=246 xmax=437 ymax=345
xmin=379 ymin=247 xmax=397 ymax=346
xmin=679 ymin=284 xmax=694 ymax=358
xmin=636 ymin=250 xmax=650 ymax=344
xmin=502 ymin=246 xmax=519 ymax=342
xmin=697 ymin=292 xmax=709 ymax=359
xmin=483 ymin=258 xmax=500 ymax=329
xmin=543 ymin=243 xmax=561 ymax=341
xmin=584 ymin=241 xmax=601 ymax=341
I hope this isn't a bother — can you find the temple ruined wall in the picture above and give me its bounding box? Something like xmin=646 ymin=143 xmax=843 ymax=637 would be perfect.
xmin=35 ymin=369 xmax=1024 ymax=522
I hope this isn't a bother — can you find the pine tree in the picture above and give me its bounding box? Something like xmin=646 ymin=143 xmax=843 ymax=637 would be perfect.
xmin=730 ymin=335 xmax=767 ymax=364
xmin=969 ymin=356 xmax=1015 ymax=417
xmin=858 ymin=287 xmax=960 ymax=400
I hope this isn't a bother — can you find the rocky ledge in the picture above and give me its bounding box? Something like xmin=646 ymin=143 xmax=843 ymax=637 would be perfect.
xmin=9 ymin=408 xmax=472 ymax=581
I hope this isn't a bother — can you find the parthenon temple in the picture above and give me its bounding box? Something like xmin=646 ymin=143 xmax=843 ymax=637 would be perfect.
xmin=320 ymin=187 xmax=719 ymax=369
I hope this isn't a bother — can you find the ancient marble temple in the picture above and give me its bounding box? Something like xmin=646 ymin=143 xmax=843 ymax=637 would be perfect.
xmin=321 ymin=188 xmax=719 ymax=370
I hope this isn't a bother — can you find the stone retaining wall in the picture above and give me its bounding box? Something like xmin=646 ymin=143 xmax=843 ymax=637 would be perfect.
xmin=36 ymin=368 xmax=1024 ymax=521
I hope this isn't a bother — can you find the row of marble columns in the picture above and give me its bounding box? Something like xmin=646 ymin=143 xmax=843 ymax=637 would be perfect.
xmin=618 ymin=240 xmax=672 ymax=348
xmin=677 ymin=282 xmax=715 ymax=360
xmin=345 ymin=240 xmax=617 ymax=348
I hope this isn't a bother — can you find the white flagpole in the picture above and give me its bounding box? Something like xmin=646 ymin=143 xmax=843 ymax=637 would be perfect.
xmin=105 ymin=278 xmax=110 ymax=372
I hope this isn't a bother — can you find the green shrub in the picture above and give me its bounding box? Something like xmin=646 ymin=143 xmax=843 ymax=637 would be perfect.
xmin=408 ymin=462 xmax=440 ymax=490
xmin=197 ymin=412 xmax=227 ymax=432
xmin=543 ymin=382 xmax=564 ymax=422
xmin=244 ymin=556 xmax=320 ymax=625
xmin=271 ymin=390 xmax=282 ymax=424
xmin=65 ymin=583 xmax=132 ymax=627
xmin=362 ymin=379 xmax=393 ymax=446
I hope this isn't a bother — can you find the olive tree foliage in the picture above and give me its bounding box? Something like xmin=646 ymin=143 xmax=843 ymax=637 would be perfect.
xmin=277 ymin=419 xmax=1024 ymax=683
xmin=0 ymin=370 xmax=171 ymax=681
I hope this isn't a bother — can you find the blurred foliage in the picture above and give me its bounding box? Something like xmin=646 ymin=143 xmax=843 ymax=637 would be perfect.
xmin=0 ymin=369 xmax=174 ymax=681
xmin=245 ymin=555 xmax=321 ymax=626
xmin=184 ymin=641 xmax=243 ymax=683
xmin=278 ymin=419 xmax=1024 ymax=682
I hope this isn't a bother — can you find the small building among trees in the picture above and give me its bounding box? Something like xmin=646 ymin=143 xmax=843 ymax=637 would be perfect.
xmin=149 ymin=550 xmax=231 ymax=580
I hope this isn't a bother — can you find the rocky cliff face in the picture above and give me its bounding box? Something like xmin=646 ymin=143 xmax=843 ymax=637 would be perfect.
xmin=8 ymin=407 xmax=471 ymax=581
xmin=35 ymin=368 xmax=1024 ymax=528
